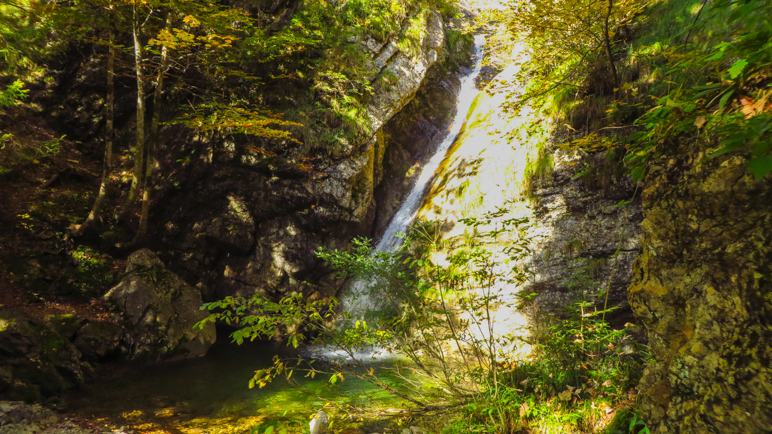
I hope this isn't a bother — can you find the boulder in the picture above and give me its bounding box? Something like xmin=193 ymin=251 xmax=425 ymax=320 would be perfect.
xmin=105 ymin=249 xmax=216 ymax=362
xmin=72 ymin=321 xmax=124 ymax=361
xmin=0 ymin=310 xmax=89 ymax=402
xmin=309 ymin=410 xmax=329 ymax=434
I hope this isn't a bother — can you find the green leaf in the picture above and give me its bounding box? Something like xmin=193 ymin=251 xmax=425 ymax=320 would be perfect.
xmin=719 ymin=90 xmax=735 ymax=111
xmin=631 ymin=166 xmax=645 ymax=182
xmin=728 ymin=59 xmax=748 ymax=79
xmin=748 ymin=156 xmax=772 ymax=179
xmin=264 ymin=426 xmax=274 ymax=434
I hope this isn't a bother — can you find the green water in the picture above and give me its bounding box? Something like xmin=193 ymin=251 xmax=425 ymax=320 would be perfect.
xmin=64 ymin=338 xmax=411 ymax=433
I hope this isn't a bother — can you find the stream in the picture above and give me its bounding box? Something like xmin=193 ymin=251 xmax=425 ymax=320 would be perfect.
xmin=64 ymin=337 xmax=407 ymax=433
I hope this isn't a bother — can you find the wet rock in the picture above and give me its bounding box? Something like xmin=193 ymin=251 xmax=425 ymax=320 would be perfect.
xmin=629 ymin=151 xmax=772 ymax=432
xmin=104 ymin=249 xmax=216 ymax=362
xmin=0 ymin=310 xmax=89 ymax=402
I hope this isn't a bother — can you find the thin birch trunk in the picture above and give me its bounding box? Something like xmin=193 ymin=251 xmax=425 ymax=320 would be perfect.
xmin=134 ymin=12 xmax=172 ymax=243
xmin=119 ymin=0 xmax=146 ymax=223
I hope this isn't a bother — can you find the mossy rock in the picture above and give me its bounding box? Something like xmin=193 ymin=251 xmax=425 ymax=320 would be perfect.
xmin=48 ymin=314 xmax=86 ymax=340
xmin=0 ymin=308 xmax=89 ymax=402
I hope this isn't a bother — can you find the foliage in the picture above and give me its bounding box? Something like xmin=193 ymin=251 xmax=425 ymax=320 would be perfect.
xmin=625 ymin=0 xmax=772 ymax=179
xmin=197 ymin=293 xmax=337 ymax=353
xmin=179 ymin=103 xmax=302 ymax=144
xmin=200 ymin=208 xmax=647 ymax=433
xmin=493 ymin=0 xmax=648 ymax=114
xmin=238 ymin=0 xmax=453 ymax=155
xmin=69 ymin=245 xmax=118 ymax=298
xmin=0 ymin=0 xmax=53 ymax=76
xmin=0 ymin=80 xmax=27 ymax=106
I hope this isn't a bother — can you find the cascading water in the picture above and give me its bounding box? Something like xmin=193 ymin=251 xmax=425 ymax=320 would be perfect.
xmin=343 ymin=35 xmax=487 ymax=316
xmin=308 ymin=36 xmax=486 ymax=361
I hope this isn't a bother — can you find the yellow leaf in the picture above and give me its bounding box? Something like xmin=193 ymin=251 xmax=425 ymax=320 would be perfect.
xmin=694 ymin=116 xmax=707 ymax=129
xmin=519 ymin=402 xmax=529 ymax=418
xmin=183 ymin=15 xmax=201 ymax=27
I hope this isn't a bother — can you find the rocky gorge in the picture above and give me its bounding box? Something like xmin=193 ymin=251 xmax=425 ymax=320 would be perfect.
xmin=0 ymin=0 xmax=771 ymax=432
xmin=0 ymin=4 xmax=481 ymax=407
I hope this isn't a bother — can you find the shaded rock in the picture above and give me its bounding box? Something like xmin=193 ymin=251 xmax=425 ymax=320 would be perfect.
xmin=72 ymin=321 xmax=123 ymax=361
xmin=0 ymin=310 xmax=89 ymax=402
xmin=104 ymin=249 xmax=215 ymax=362
xmin=203 ymin=194 xmax=255 ymax=255
xmin=47 ymin=315 xmax=86 ymax=341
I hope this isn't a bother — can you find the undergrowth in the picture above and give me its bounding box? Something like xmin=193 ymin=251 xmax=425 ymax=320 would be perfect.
xmin=200 ymin=209 xmax=648 ymax=433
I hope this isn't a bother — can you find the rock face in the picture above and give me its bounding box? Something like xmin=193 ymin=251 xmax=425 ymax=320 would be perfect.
xmin=629 ymin=149 xmax=772 ymax=432
xmin=373 ymin=47 xmax=471 ymax=238
xmin=157 ymin=10 xmax=462 ymax=303
xmin=0 ymin=310 xmax=89 ymax=402
xmin=366 ymin=11 xmax=446 ymax=133
xmin=526 ymin=150 xmax=642 ymax=317
xmin=104 ymin=249 xmax=216 ymax=362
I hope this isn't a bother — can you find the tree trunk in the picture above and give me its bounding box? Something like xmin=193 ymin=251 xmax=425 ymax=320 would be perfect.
xmin=74 ymin=3 xmax=116 ymax=237
xmin=604 ymin=0 xmax=619 ymax=87
xmin=119 ymin=1 xmax=146 ymax=223
xmin=134 ymin=12 xmax=172 ymax=243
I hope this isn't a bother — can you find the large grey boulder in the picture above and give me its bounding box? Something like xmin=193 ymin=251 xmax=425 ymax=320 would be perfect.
xmin=105 ymin=249 xmax=216 ymax=362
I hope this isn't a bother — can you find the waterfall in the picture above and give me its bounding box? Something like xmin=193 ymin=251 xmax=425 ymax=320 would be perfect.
xmin=309 ymin=36 xmax=486 ymax=361
xmin=343 ymin=35 xmax=486 ymax=315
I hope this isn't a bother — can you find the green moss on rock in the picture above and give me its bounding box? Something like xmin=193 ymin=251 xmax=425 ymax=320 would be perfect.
xmin=629 ymin=148 xmax=772 ymax=432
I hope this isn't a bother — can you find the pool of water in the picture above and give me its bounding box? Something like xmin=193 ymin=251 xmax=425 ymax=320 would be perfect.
xmin=63 ymin=337 xmax=412 ymax=433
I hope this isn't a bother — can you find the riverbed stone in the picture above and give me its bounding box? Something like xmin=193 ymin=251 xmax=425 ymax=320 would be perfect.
xmin=0 ymin=400 xmax=96 ymax=433
xmin=104 ymin=249 xmax=216 ymax=362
